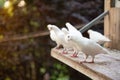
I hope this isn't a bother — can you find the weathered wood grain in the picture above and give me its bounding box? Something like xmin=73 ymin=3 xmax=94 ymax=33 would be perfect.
xmin=108 ymin=8 xmax=120 ymax=50
xmin=51 ymin=48 xmax=120 ymax=80
xmin=104 ymin=0 xmax=111 ymax=48
xmin=104 ymin=0 xmax=120 ymax=50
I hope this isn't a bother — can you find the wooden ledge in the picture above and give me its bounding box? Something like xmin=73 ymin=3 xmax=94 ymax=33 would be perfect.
xmin=51 ymin=48 xmax=120 ymax=80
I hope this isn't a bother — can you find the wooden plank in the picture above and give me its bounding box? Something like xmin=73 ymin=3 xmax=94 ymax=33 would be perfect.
xmin=116 ymin=8 xmax=120 ymax=49
xmin=104 ymin=0 xmax=120 ymax=50
xmin=117 ymin=9 xmax=120 ymax=48
xmin=104 ymin=0 xmax=111 ymax=47
xmin=109 ymin=8 xmax=120 ymax=50
xmin=51 ymin=48 xmax=120 ymax=80
xmin=109 ymin=8 xmax=114 ymax=48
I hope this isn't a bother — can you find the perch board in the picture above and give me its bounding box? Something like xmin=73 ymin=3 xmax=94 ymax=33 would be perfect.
xmin=51 ymin=48 xmax=120 ymax=80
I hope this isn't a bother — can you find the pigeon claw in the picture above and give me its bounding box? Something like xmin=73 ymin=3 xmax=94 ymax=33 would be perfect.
xmin=71 ymin=53 xmax=78 ymax=57
xmin=62 ymin=51 xmax=68 ymax=54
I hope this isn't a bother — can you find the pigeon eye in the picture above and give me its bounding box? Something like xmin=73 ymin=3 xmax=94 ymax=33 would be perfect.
xmin=67 ymin=35 xmax=70 ymax=39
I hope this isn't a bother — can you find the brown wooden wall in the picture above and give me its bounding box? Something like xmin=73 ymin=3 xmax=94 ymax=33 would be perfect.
xmin=104 ymin=0 xmax=120 ymax=50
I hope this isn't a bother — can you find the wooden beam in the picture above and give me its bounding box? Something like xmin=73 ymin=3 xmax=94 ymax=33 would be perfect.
xmin=109 ymin=8 xmax=120 ymax=50
xmin=104 ymin=8 xmax=120 ymax=50
xmin=104 ymin=0 xmax=111 ymax=48
xmin=104 ymin=0 xmax=120 ymax=50
xmin=51 ymin=48 xmax=120 ymax=80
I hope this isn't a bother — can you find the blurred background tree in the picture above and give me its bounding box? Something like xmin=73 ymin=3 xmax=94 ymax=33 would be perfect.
xmin=0 ymin=0 xmax=103 ymax=80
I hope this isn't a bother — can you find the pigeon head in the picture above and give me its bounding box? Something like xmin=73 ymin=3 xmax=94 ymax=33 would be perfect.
xmin=48 ymin=24 xmax=60 ymax=31
xmin=65 ymin=34 xmax=72 ymax=42
xmin=61 ymin=28 xmax=67 ymax=32
xmin=87 ymin=29 xmax=93 ymax=34
xmin=47 ymin=24 xmax=53 ymax=31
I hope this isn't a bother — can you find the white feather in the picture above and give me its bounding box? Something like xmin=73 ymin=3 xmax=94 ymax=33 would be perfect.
xmin=48 ymin=24 xmax=72 ymax=51
xmin=65 ymin=33 xmax=109 ymax=62
xmin=65 ymin=22 xmax=84 ymax=56
xmin=47 ymin=24 xmax=57 ymax=42
xmin=61 ymin=28 xmax=69 ymax=35
xmin=47 ymin=24 xmax=62 ymax=48
xmin=65 ymin=22 xmax=83 ymax=37
xmin=88 ymin=29 xmax=111 ymax=44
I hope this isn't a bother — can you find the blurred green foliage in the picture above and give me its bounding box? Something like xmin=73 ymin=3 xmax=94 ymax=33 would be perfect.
xmin=0 ymin=0 xmax=5 ymax=7
xmin=0 ymin=0 xmax=70 ymax=79
xmin=0 ymin=0 xmax=103 ymax=80
xmin=51 ymin=63 xmax=69 ymax=80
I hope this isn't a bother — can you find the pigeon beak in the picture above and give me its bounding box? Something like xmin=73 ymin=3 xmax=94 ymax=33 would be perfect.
xmin=47 ymin=24 xmax=52 ymax=30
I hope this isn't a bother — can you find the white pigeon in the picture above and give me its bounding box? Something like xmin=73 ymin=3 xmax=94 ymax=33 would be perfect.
xmin=65 ymin=22 xmax=83 ymax=57
xmin=61 ymin=27 xmax=72 ymax=53
xmin=47 ymin=24 xmax=57 ymax=42
xmin=47 ymin=24 xmax=71 ymax=54
xmin=47 ymin=24 xmax=63 ymax=49
xmin=65 ymin=33 xmax=109 ymax=63
xmin=87 ymin=29 xmax=111 ymax=45
xmin=61 ymin=27 xmax=78 ymax=56
xmin=65 ymin=22 xmax=83 ymax=37
xmin=64 ymin=34 xmax=81 ymax=57
xmin=61 ymin=27 xmax=74 ymax=48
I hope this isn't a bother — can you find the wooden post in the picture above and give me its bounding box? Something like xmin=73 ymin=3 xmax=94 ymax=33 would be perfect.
xmin=104 ymin=0 xmax=120 ymax=50
xmin=104 ymin=0 xmax=111 ymax=48
xmin=109 ymin=8 xmax=120 ymax=50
